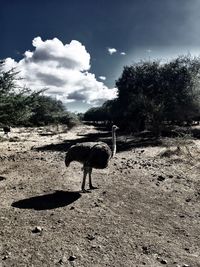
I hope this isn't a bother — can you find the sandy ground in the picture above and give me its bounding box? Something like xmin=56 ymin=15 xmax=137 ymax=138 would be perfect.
xmin=0 ymin=124 xmax=200 ymax=267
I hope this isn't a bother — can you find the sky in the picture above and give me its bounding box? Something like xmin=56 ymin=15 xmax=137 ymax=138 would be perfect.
xmin=1 ymin=0 xmax=200 ymax=112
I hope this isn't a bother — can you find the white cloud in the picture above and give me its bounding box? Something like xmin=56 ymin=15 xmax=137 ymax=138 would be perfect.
xmin=99 ymin=76 xmax=106 ymax=81
xmin=2 ymin=37 xmax=117 ymax=109
xmin=107 ymin=48 xmax=126 ymax=56
xmin=108 ymin=47 xmax=117 ymax=55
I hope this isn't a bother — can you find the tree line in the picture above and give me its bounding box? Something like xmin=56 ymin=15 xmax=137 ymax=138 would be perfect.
xmin=0 ymin=60 xmax=79 ymax=128
xmin=84 ymin=56 xmax=200 ymax=135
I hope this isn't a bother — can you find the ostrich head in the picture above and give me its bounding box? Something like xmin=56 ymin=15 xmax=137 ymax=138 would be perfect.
xmin=65 ymin=145 xmax=75 ymax=167
xmin=112 ymin=125 xmax=119 ymax=131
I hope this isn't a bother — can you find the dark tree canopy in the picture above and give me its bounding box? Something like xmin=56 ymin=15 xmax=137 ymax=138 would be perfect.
xmin=84 ymin=56 xmax=200 ymax=135
xmin=115 ymin=56 xmax=200 ymax=133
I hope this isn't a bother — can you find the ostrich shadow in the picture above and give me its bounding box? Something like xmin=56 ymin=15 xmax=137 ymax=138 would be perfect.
xmin=36 ymin=131 xmax=112 ymax=152
xmin=12 ymin=190 xmax=81 ymax=210
xmin=36 ymin=130 xmax=162 ymax=153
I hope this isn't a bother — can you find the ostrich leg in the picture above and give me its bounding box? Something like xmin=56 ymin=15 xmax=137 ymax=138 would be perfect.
xmin=81 ymin=167 xmax=88 ymax=192
xmin=89 ymin=167 xmax=97 ymax=189
xmin=89 ymin=167 xmax=93 ymax=189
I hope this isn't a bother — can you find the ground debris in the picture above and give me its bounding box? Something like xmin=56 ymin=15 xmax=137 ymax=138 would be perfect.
xmin=68 ymin=255 xmax=77 ymax=261
xmin=157 ymin=175 xmax=166 ymax=181
xmin=32 ymin=226 xmax=43 ymax=233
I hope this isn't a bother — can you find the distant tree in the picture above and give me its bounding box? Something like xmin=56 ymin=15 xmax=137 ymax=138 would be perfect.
xmin=77 ymin=113 xmax=84 ymax=121
xmin=59 ymin=111 xmax=80 ymax=129
xmin=0 ymin=60 xmax=80 ymax=128
xmin=29 ymin=95 xmax=65 ymax=126
xmin=84 ymin=56 xmax=200 ymax=135
xmin=115 ymin=61 xmax=162 ymax=132
xmin=114 ymin=56 xmax=200 ymax=134
xmin=160 ymin=56 xmax=200 ymax=123
xmin=0 ymin=61 xmax=42 ymax=125
xmin=84 ymin=107 xmax=106 ymax=122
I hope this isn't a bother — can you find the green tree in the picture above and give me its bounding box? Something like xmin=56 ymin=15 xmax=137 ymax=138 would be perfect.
xmin=114 ymin=56 xmax=200 ymax=134
xmin=0 ymin=61 xmax=41 ymax=125
xmin=115 ymin=61 xmax=162 ymax=132
xmin=0 ymin=60 xmax=79 ymax=128
xmin=84 ymin=106 xmax=110 ymax=122
xmin=29 ymin=95 xmax=65 ymax=126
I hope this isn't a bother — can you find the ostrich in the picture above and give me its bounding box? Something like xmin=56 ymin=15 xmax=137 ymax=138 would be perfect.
xmin=65 ymin=125 xmax=119 ymax=192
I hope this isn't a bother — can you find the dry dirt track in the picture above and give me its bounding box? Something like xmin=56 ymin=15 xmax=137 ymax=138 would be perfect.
xmin=0 ymin=125 xmax=200 ymax=267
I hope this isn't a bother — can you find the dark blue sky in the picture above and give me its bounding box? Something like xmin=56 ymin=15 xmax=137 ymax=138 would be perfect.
xmin=1 ymin=0 xmax=200 ymax=111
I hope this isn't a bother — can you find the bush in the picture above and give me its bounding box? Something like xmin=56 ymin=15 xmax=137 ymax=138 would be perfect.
xmin=59 ymin=112 xmax=80 ymax=129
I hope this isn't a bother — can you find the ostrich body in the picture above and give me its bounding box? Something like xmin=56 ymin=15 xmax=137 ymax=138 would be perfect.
xmin=65 ymin=125 xmax=118 ymax=192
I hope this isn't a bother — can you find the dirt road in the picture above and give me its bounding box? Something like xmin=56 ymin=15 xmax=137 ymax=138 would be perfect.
xmin=0 ymin=125 xmax=200 ymax=266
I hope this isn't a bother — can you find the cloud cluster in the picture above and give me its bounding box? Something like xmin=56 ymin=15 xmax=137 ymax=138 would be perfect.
xmin=107 ymin=47 xmax=126 ymax=56
xmin=3 ymin=37 xmax=117 ymax=110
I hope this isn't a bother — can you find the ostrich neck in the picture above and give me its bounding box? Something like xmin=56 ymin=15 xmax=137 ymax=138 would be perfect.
xmin=112 ymin=129 xmax=117 ymax=157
